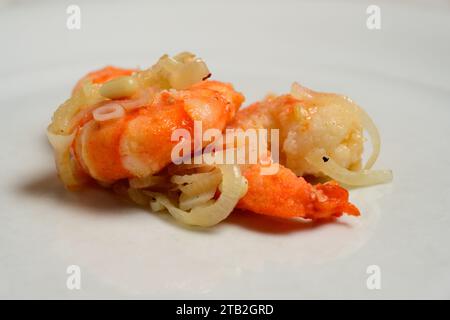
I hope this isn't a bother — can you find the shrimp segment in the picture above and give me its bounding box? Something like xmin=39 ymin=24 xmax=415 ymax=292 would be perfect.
xmin=119 ymin=97 xmax=195 ymax=178
xmin=228 ymin=86 xmax=364 ymax=177
xmin=236 ymin=163 xmax=359 ymax=220
xmin=227 ymin=83 xmax=363 ymax=219
xmin=72 ymin=80 xmax=244 ymax=182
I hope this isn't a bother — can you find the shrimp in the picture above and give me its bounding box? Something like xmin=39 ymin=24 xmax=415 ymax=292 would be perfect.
xmin=226 ymin=83 xmax=366 ymax=219
xmin=228 ymin=83 xmax=365 ymax=178
xmin=71 ymin=79 xmax=244 ymax=183
xmin=237 ymin=163 xmax=359 ymax=219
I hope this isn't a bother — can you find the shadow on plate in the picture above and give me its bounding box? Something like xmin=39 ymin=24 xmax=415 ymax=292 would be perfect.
xmin=226 ymin=209 xmax=350 ymax=234
xmin=18 ymin=171 xmax=134 ymax=215
xmin=18 ymin=171 xmax=349 ymax=234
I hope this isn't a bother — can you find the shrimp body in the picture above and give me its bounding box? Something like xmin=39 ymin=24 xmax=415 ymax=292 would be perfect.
xmin=72 ymin=79 xmax=244 ymax=183
xmin=228 ymin=85 xmax=364 ymax=177
xmin=227 ymin=83 xmax=363 ymax=219
xmin=237 ymin=163 xmax=359 ymax=219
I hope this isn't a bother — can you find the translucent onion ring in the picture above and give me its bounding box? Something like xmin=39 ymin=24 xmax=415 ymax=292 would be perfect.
xmin=305 ymin=148 xmax=392 ymax=186
xmin=92 ymin=103 xmax=125 ymax=122
xmin=46 ymin=129 xmax=79 ymax=188
xmin=350 ymin=98 xmax=380 ymax=170
xmin=119 ymin=88 xmax=155 ymax=111
xmin=291 ymin=82 xmax=381 ymax=171
xmin=148 ymin=165 xmax=247 ymax=227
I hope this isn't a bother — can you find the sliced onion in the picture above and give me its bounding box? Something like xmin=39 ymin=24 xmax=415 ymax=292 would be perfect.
xmin=150 ymin=199 xmax=165 ymax=212
xmin=99 ymin=76 xmax=139 ymax=100
xmin=171 ymin=169 xmax=221 ymax=196
xmin=119 ymin=88 xmax=155 ymax=111
xmin=79 ymin=120 xmax=98 ymax=179
xmin=291 ymin=82 xmax=382 ymax=171
xmin=92 ymin=103 xmax=125 ymax=122
xmin=168 ymin=59 xmax=210 ymax=90
xmin=290 ymin=82 xmax=314 ymax=100
xmin=148 ymin=165 xmax=247 ymax=227
xmin=136 ymin=53 xmax=210 ymax=90
xmin=305 ymin=149 xmax=392 ymax=186
xmin=49 ymin=81 xmax=104 ymax=135
xmin=178 ymin=175 xmax=221 ymax=196
xmin=330 ymin=96 xmax=381 ymax=171
xmin=178 ymin=190 xmax=216 ymax=211
xmin=47 ymin=129 xmax=75 ymax=151
xmin=173 ymin=51 xmax=196 ymax=63
xmin=46 ymin=129 xmax=81 ymax=188
xmin=351 ymin=100 xmax=380 ymax=170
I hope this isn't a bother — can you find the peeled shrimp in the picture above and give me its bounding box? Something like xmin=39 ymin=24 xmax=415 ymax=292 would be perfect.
xmin=72 ymin=79 xmax=244 ymax=183
xmin=228 ymin=83 xmax=364 ymax=177
xmin=237 ymin=163 xmax=359 ymax=219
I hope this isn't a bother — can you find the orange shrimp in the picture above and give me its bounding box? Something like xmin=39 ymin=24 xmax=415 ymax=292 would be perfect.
xmin=227 ymin=86 xmax=363 ymax=220
xmin=71 ymin=78 xmax=244 ymax=183
xmin=237 ymin=163 xmax=359 ymax=219
xmin=228 ymin=86 xmax=364 ymax=177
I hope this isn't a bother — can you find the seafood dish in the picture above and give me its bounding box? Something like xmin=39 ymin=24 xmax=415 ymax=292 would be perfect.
xmin=47 ymin=52 xmax=392 ymax=227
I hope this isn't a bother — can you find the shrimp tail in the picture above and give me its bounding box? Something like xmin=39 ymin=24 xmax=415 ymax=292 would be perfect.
xmin=237 ymin=164 xmax=360 ymax=220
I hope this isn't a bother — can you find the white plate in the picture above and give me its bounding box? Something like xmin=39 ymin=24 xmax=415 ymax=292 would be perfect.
xmin=0 ymin=0 xmax=449 ymax=299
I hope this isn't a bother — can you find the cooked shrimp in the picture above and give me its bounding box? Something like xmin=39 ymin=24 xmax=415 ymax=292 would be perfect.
xmin=237 ymin=163 xmax=359 ymax=219
xmin=228 ymin=83 xmax=364 ymax=177
xmin=72 ymin=80 xmax=244 ymax=183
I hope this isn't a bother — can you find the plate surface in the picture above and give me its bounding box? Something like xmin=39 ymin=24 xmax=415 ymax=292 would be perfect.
xmin=0 ymin=0 xmax=449 ymax=299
